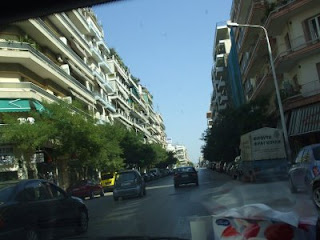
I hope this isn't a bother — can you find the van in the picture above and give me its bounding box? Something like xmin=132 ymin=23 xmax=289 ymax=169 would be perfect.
xmin=100 ymin=172 xmax=116 ymax=191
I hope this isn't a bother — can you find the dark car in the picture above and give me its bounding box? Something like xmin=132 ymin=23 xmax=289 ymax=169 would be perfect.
xmin=0 ymin=179 xmax=88 ymax=240
xmin=173 ymin=166 xmax=198 ymax=188
xmin=288 ymin=144 xmax=320 ymax=193
xmin=312 ymin=176 xmax=320 ymax=209
xmin=113 ymin=170 xmax=146 ymax=201
xmin=67 ymin=179 xmax=104 ymax=199
xmin=141 ymin=173 xmax=151 ymax=182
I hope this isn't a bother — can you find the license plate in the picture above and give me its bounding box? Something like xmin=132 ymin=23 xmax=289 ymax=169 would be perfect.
xmin=182 ymin=174 xmax=188 ymax=178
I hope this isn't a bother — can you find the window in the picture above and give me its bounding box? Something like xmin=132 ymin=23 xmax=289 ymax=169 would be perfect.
xmin=23 ymin=181 xmax=50 ymax=201
xmin=301 ymin=149 xmax=311 ymax=163
xmin=46 ymin=183 xmax=65 ymax=200
xmin=312 ymin=146 xmax=320 ymax=160
xmin=295 ymin=149 xmax=305 ymax=163
xmin=308 ymin=15 xmax=320 ymax=41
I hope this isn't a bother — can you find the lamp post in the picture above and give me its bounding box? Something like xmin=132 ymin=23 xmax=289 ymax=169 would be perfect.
xmin=227 ymin=21 xmax=292 ymax=162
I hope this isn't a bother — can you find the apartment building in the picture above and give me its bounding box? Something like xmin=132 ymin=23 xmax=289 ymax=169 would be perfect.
xmin=230 ymin=0 xmax=320 ymax=155
xmin=0 ymin=7 xmax=167 ymax=180
xmin=207 ymin=21 xmax=243 ymax=128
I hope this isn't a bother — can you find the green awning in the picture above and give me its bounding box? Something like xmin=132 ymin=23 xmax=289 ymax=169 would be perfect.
xmin=32 ymin=100 xmax=45 ymax=112
xmin=0 ymin=99 xmax=31 ymax=112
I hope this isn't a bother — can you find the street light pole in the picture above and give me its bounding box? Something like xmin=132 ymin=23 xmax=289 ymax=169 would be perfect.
xmin=227 ymin=22 xmax=292 ymax=162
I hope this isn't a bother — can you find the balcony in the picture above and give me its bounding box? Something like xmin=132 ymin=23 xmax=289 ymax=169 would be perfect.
xmin=215 ymin=22 xmax=229 ymax=46
xmin=93 ymin=92 xmax=116 ymax=113
xmin=89 ymin=42 xmax=103 ymax=62
xmin=19 ymin=18 xmax=93 ymax=77
xmin=88 ymin=19 xmax=103 ymax=39
xmin=97 ymin=39 xmax=110 ymax=53
xmin=218 ymin=79 xmax=226 ymax=91
xmin=98 ymin=59 xmax=112 ymax=74
xmin=219 ymin=95 xmax=228 ymax=105
xmin=0 ymin=41 xmax=94 ymax=102
xmin=215 ymin=41 xmax=227 ymax=56
xmin=266 ymin=0 xmax=317 ymax=36
xmin=0 ymin=82 xmax=62 ymax=103
xmin=113 ymin=111 xmax=133 ymax=126
xmin=68 ymin=9 xmax=90 ymax=35
xmin=274 ymin=35 xmax=320 ymax=73
xmin=300 ymin=79 xmax=320 ymax=98
xmin=110 ymin=95 xmax=131 ymax=110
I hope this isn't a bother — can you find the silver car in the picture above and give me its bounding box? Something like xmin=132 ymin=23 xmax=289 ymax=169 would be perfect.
xmin=113 ymin=170 xmax=146 ymax=201
xmin=288 ymin=144 xmax=320 ymax=195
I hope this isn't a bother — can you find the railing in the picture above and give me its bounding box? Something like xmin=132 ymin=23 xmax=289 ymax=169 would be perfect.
xmin=34 ymin=18 xmax=92 ymax=74
xmin=59 ymin=13 xmax=89 ymax=49
xmin=300 ymin=79 xmax=320 ymax=97
xmin=0 ymin=82 xmax=61 ymax=102
xmin=0 ymin=41 xmax=92 ymax=96
xmin=274 ymin=35 xmax=320 ymax=61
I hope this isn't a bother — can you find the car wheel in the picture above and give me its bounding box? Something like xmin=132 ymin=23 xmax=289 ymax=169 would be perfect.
xmin=25 ymin=228 xmax=39 ymax=240
xmin=89 ymin=191 xmax=94 ymax=199
xmin=113 ymin=196 xmax=119 ymax=201
xmin=75 ymin=210 xmax=88 ymax=234
xmin=313 ymin=183 xmax=320 ymax=209
xmin=139 ymin=187 xmax=144 ymax=198
xmin=100 ymin=189 xmax=104 ymax=197
xmin=289 ymin=177 xmax=297 ymax=193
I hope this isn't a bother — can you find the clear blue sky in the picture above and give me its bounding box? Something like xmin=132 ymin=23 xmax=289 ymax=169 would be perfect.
xmin=94 ymin=0 xmax=232 ymax=163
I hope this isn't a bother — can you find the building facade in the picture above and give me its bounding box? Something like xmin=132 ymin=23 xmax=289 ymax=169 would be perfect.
xmin=0 ymin=8 xmax=167 ymax=181
xmin=230 ymin=0 xmax=320 ymax=156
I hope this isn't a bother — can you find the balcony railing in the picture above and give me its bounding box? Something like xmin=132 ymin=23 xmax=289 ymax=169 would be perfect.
xmin=300 ymin=79 xmax=320 ymax=97
xmin=34 ymin=18 xmax=92 ymax=74
xmin=93 ymin=92 xmax=116 ymax=112
xmin=0 ymin=41 xmax=92 ymax=96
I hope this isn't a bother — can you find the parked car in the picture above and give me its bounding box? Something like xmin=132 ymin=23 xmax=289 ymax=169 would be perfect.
xmin=100 ymin=172 xmax=116 ymax=191
xmin=312 ymin=175 xmax=320 ymax=209
xmin=173 ymin=166 xmax=198 ymax=188
xmin=141 ymin=172 xmax=151 ymax=182
xmin=0 ymin=179 xmax=88 ymax=240
xmin=149 ymin=168 xmax=161 ymax=178
xmin=148 ymin=172 xmax=156 ymax=180
xmin=288 ymin=144 xmax=320 ymax=193
xmin=67 ymin=179 xmax=104 ymax=199
xmin=226 ymin=162 xmax=234 ymax=175
xmin=113 ymin=170 xmax=146 ymax=201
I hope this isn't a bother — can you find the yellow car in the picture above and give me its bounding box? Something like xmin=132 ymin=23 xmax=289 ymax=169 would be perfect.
xmin=101 ymin=172 xmax=116 ymax=191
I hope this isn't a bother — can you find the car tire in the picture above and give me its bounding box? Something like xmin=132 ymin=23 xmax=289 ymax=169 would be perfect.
xmin=100 ymin=189 xmax=104 ymax=197
xmin=289 ymin=177 xmax=297 ymax=193
xmin=25 ymin=228 xmax=39 ymax=240
xmin=89 ymin=191 xmax=94 ymax=199
xmin=313 ymin=183 xmax=320 ymax=209
xmin=75 ymin=210 xmax=88 ymax=234
xmin=113 ymin=196 xmax=119 ymax=201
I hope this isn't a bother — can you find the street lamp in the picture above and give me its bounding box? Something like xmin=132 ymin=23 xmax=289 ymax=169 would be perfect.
xmin=227 ymin=21 xmax=292 ymax=162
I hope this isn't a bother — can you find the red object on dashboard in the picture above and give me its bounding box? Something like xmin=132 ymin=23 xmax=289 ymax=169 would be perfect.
xmin=264 ymin=223 xmax=294 ymax=240
xmin=221 ymin=225 xmax=240 ymax=237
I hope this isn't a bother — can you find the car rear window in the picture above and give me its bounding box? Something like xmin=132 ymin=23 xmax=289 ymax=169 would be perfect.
xmin=116 ymin=172 xmax=136 ymax=181
xmin=313 ymin=146 xmax=320 ymax=160
xmin=101 ymin=173 xmax=113 ymax=180
xmin=0 ymin=183 xmax=17 ymax=203
xmin=176 ymin=167 xmax=195 ymax=173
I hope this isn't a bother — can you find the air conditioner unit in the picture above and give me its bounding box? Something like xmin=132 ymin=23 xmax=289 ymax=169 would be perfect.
xmin=60 ymin=64 xmax=70 ymax=75
xmin=62 ymin=96 xmax=72 ymax=104
xmin=59 ymin=37 xmax=68 ymax=45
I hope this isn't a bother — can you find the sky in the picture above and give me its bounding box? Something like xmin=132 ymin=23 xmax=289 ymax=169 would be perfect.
xmin=93 ymin=0 xmax=232 ymax=163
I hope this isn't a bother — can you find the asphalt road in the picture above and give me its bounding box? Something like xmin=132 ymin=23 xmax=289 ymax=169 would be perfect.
xmin=76 ymin=168 xmax=318 ymax=239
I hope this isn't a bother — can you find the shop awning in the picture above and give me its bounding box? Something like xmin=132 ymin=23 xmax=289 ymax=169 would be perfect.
xmin=288 ymin=103 xmax=320 ymax=136
xmin=0 ymin=99 xmax=31 ymax=112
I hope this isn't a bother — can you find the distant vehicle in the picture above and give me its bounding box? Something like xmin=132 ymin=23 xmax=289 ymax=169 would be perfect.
xmin=141 ymin=172 xmax=151 ymax=182
xmin=100 ymin=172 xmax=116 ymax=191
xmin=0 ymin=179 xmax=88 ymax=240
xmin=113 ymin=170 xmax=146 ymax=201
xmin=173 ymin=166 xmax=198 ymax=188
xmin=67 ymin=179 xmax=104 ymax=199
xmin=289 ymin=144 xmax=320 ymax=194
xmin=238 ymin=127 xmax=288 ymax=182
xmin=149 ymin=168 xmax=161 ymax=178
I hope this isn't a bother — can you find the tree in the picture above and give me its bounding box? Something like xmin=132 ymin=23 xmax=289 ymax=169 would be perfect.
xmin=202 ymin=98 xmax=272 ymax=163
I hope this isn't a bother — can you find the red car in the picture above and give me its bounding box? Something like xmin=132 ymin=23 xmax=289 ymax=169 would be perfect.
xmin=67 ymin=179 xmax=104 ymax=199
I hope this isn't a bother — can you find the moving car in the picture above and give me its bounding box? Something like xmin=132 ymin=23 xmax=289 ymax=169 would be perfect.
xmin=173 ymin=166 xmax=198 ymax=188
xmin=288 ymin=144 xmax=320 ymax=193
xmin=67 ymin=179 xmax=104 ymax=199
xmin=0 ymin=179 xmax=88 ymax=240
xmin=113 ymin=170 xmax=146 ymax=201
xmin=100 ymin=172 xmax=116 ymax=191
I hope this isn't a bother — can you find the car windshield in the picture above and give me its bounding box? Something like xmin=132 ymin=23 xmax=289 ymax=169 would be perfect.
xmin=116 ymin=172 xmax=136 ymax=182
xmin=1 ymin=0 xmax=320 ymax=239
xmin=101 ymin=174 xmax=113 ymax=180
